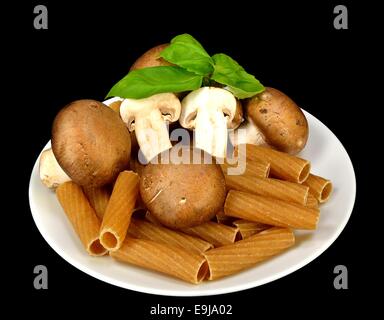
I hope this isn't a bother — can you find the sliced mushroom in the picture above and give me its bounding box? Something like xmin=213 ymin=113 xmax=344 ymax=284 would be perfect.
xmin=120 ymin=93 xmax=181 ymax=162
xmin=179 ymin=87 xmax=243 ymax=158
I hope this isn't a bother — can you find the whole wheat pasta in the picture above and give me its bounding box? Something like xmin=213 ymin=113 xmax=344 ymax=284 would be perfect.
xmin=232 ymin=220 xmax=271 ymax=239
xmin=236 ymin=144 xmax=310 ymax=183
xmin=110 ymin=237 xmax=208 ymax=284
xmin=183 ymin=221 xmax=240 ymax=247
xmin=100 ymin=171 xmax=139 ymax=251
xmin=82 ymin=186 xmax=111 ymax=220
xmin=128 ymin=219 xmax=213 ymax=253
xmin=220 ymin=159 xmax=270 ymax=178
xmin=225 ymin=190 xmax=319 ymax=230
xmin=303 ymin=173 xmax=333 ymax=203
xmin=225 ymin=175 xmax=309 ymax=205
xmin=56 ymin=181 xmax=107 ymax=256
xmin=204 ymin=227 xmax=295 ymax=280
xmin=306 ymin=193 xmax=319 ymax=209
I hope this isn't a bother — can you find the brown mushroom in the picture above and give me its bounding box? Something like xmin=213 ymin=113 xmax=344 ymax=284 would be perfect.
xmin=130 ymin=44 xmax=172 ymax=71
xmin=52 ymin=99 xmax=131 ymax=187
xmin=243 ymin=87 xmax=308 ymax=155
xmin=139 ymin=147 xmax=226 ymax=229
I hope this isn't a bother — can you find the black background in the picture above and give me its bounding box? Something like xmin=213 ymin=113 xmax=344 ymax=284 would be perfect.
xmin=7 ymin=0 xmax=377 ymax=317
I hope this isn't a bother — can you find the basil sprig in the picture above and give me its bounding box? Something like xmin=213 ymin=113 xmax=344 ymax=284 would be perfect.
xmin=160 ymin=34 xmax=214 ymax=76
xmin=106 ymin=66 xmax=202 ymax=99
xmin=211 ymin=53 xmax=265 ymax=98
xmin=106 ymin=34 xmax=264 ymax=99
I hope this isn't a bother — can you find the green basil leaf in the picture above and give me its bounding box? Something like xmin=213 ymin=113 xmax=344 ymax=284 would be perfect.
xmin=106 ymin=66 xmax=203 ymax=99
xmin=160 ymin=33 xmax=214 ymax=76
xmin=211 ymin=53 xmax=265 ymax=99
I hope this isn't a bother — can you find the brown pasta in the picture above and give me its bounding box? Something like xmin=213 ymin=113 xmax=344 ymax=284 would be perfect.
xmin=303 ymin=173 xmax=333 ymax=203
xmin=204 ymin=227 xmax=295 ymax=280
xmin=224 ymin=190 xmax=320 ymax=230
xmin=220 ymin=159 xmax=270 ymax=178
xmin=306 ymin=193 xmax=319 ymax=208
xmin=110 ymin=237 xmax=208 ymax=284
xmin=82 ymin=186 xmax=111 ymax=220
xmin=183 ymin=221 xmax=240 ymax=247
xmin=225 ymin=175 xmax=309 ymax=205
xmin=128 ymin=218 xmax=213 ymax=253
xmin=236 ymin=144 xmax=310 ymax=183
xmin=100 ymin=171 xmax=139 ymax=251
xmin=232 ymin=219 xmax=271 ymax=239
xmin=56 ymin=181 xmax=107 ymax=256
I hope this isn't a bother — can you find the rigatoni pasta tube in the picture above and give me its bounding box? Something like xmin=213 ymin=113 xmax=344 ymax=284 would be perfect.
xmin=56 ymin=181 xmax=107 ymax=256
xmin=306 ymin=193 xmax=319 ymax=209
xmin=303 ymin=173 xmax=333 ymax=203
xmin=237 ymin=144 xmax=310 ymax=183
xmin=220 ymin=159 xmax=270 ymax=178
xmin=100 ymin=171 xmax=139 ymax=251
xmin=225 ymin=175 xmax=309 ymax=205
xmin=110 ymin=238 xmax=208 ymax=284
xmin=232 ymin=219 xmax=270 ymax=239
xmin=204 ymin=227 xmax=294 ymax=280
xmin=183 ymin=222 xmax=240 ymax=247
xmin=225 ymin=190 xmax=319 ymax=230
xmin=128 ymin=219 xmax=213 ymax=253
xmin=82 ymin=186 xmax=111 ymax=220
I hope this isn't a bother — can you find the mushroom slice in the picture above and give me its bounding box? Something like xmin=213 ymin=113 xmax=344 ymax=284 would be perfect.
xmin=120 ymin=93 xmax=181 ymax=162
xmin=39 ymin=148 xmax=71 ymax=189
xmin=180 ymin=87 xmax=242 ymax=158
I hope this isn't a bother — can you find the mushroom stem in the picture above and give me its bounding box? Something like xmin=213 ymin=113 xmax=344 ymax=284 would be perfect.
xmin=135 ymin=109 xmax=172 ymax=162
xmin=179 ymin=87 xmax=241 ymax=159
xmin=229 ymin=118 xmax=268 ymax=147
xmin=39 ymin=148 xmax=71 ymax=189
xmin=194 ymin=108 xmax=228 ymax=158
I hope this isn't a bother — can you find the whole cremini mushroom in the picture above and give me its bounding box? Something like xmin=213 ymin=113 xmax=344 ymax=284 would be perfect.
xmin=119 ymin=93 xmax=181 ymax=162
xmin=139 ymin=147 xmax=226 ymax=230
xmin=130 ymin=44 xmax=172 ymax=71
xmin=52 ymin=99 xmax=131 ymax=187
xmin=237 ymin=87 xmax=308 ymax=155
xmin=179 ymin=87 xmax=243 ymax=158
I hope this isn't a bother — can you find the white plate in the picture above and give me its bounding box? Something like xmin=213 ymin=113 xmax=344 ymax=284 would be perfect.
xmin=29 ymin=109 xmax=356 ymax=296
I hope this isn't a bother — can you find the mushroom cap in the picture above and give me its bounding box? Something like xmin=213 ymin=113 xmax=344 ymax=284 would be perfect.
xmin=180 ymin=87 xmax=239 ymax=129
xmin=139 ymin=147 xmax=226 ymax=229
xmin=246 ymin=87 xmax=308 ymax=154
xmin=52 ymin=99 xmax=131 ymax=187
xmin=130 ymin=44 xmax=172 ymax=71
